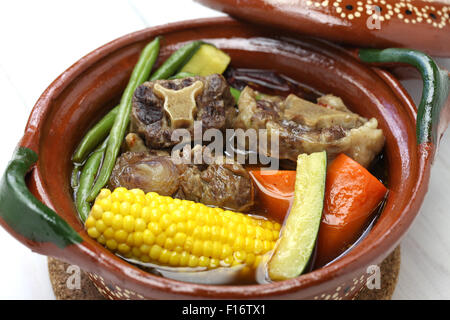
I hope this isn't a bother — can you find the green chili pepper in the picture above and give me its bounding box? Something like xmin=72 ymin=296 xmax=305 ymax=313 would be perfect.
xmin=76 ymin=138 xmax=109 ymax=222
xmin=72 ymin=106 xmax=119 ymax=163
xmin=149 ymin=41 xmax=202 ymax=81
xmin=87 ymin=37 xmax=160 ymax=202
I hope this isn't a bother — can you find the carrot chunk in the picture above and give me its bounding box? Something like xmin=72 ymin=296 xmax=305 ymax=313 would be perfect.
xmin=249 ymin=170 xmax=296 ymax=222
xmin=315 ymin=154 xmax=388 ymax=267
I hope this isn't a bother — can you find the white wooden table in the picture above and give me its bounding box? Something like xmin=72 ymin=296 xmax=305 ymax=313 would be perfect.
xmin=0 ymin=0 xmax=449 ymax=300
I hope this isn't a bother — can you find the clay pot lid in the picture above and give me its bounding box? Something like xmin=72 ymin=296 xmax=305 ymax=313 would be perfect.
xmin=196 ymin=0 xmax=450 ymax=57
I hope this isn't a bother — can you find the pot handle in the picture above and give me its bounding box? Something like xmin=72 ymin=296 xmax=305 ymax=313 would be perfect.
xmin=0 ymin=147 xmax=82 ymax=249
xmin=359 ymin=48 xmax=450 ymax=146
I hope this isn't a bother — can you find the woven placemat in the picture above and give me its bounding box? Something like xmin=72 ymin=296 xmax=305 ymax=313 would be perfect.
xmin=48 ymin=246 xmax=400 ymax=300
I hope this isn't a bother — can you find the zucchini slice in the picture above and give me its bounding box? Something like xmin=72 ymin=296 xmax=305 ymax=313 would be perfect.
xmin=268 ymin=151 xmax=327 ymax=281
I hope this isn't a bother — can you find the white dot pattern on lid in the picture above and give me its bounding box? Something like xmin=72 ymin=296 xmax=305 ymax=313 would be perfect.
xmin=302 ymin=0 xmax=449 ymax=29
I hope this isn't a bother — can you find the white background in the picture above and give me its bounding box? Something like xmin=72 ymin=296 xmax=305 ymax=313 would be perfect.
xmin=0 ymin=0 xmax=449 ymax=299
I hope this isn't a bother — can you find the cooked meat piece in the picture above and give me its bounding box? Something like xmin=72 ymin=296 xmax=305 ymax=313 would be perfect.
xmin=233 ymin=86 xmax=385 ymax=167
xmin=109 ymin=151 xmax=254 ymax=212
xmin=123 ymin=133 xmax=149 ymax=153
xmin=130 ymin=74 xmax=236 ymax=149
xmin=179 ymin=157 xmax=255 ymax=212
xmin=109 ymin=151 xmax=182 ymax=196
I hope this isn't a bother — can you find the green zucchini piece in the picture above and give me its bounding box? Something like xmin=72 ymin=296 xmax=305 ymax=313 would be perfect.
xmin=179 ymin=44 xmax=230 ymax=76
xmin=268 ymin=151 xmax=327 ymax=281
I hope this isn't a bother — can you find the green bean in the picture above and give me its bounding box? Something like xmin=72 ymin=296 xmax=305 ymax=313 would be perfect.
xmin=87 ymin=37 xmax=160 ymax=202
xmin=71 ymin=165 xmax=81 ymax=189
xmin=169 ymin=71 xmax=196 ymax=79
xmin=76 ymin=138 xmax=109 ymax=222
xmin=72 ymin=106 xmax=119 ymax=163
xmin=230 ymin=87 xmax=241 ymax=103
xmin=74 ymin=42 xmax=201 ymax=165
xmin=149 ymin=41 xmax=202 ymax=81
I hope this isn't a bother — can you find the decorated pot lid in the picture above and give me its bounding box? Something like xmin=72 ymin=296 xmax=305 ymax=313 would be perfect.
xmin=196 ymin=0 xmax=450 ymax=57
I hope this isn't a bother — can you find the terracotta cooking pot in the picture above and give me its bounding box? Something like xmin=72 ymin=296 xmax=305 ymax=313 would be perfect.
xmin=0 ymin=17 xmax=449 ymax=300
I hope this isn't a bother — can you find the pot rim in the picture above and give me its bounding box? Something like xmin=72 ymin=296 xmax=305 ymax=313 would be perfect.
xmin=20 ymin=17 xmax=433 ymax=298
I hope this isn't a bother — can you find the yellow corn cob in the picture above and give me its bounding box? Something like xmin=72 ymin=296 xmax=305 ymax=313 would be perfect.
xmin=85 ymin=187 xmax=281 ymax=269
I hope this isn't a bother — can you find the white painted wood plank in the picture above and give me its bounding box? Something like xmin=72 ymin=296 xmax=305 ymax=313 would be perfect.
xmin=127 ymin=0 xmax=224 ymax=27
xmin=0 ymin=0 xmax=147 ymax=111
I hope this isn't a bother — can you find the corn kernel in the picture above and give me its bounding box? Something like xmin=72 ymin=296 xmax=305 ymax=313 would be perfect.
xmin=188 ymin=255 xmax=199 ymax=267
xmin=169 ymin=252 xmax=180 ymax=266
xmin=123 ymin=191 xmax=135 ymax=203
xmin=221 ymin=256 xmax=233 ymax=267
xmin=140 ymin=244 xmax=150 ymax=254
xmin=118 ymin=243 xmax=130 ymax=254
xmin=133 ymin=231 xmax=144 ymax=247
xmin=130 ymin=203 xmax=142 ymax=218
xmin=143 ymin=230 xmax=155 ymax=245
xmin=114 ymin=230 xmax=128 ymax=243
xmin=141 ymin=207 xmax=152 ymax=223
xmin=87 ymin=227 xmax=100 ymax=238
xmin=148 ymin=221 xmax=161 ymax=235
xmin=106 ymin=239 xmax=118 ymax=250
xmin=135 ymin=218 xmax=146 ymax=232
xmin=156 ymin=233 xmax=166 ymax=247
xmin=221 ymin=244 xmax=232 ymax=260
xmin=111 ymin=202 xmax=120 ymax=214
xmin=176 ymin=222 xmax=186 ymax=234
xmin=203 ymin=240 xmax=213 ymax=257
xmin=179 ymin=251 xmax=190 ymax=266
xmin=212 ymin=241 xmax=222 ymax=259
xmin=130 ymin=188 xmax=145 ymax=198
xmin=85 ymin=216 xmax=96 ymax=229
xmin=198 ymin=256 xmax=210 ymax=268
xmin=164 ymin=237 xmax=175 ymax=250
xmin=119 ymin=202 xmax=130 ymax=215
xmin=159 ymin=249 xmax=170 ymax=264
xmin=104 ymin=227 xmax=114 ymax=239
xmin=210 ymin=258 xmax=219 ymax=268
xmin=98 ymin=188 xmax=111 ymax=199
xmin=102 ymin=211 xmax=114 ymax=227
xmin=174 ymin=232 xmax=187 ymax=246
xmin=91 ymin=204 xmax=103 ymax=219
xmin=160 ymin=214 xmax=172 ymax=230
xmin=123 ymin=215 xmax=135 ymax=233
xmin=234 ymin=250 xmax=246 ymax=263
xmin=149 ymin=245 xmax=162 ymax=260
xmin=166 ymin=224 xmax=177 ymax=237
xmin=97 ymin=235 xmax=106 ymax=245
xmin=112 ymin=214 xmax=123 ymax=230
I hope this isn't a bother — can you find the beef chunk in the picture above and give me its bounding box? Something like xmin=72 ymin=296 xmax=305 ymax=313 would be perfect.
xmin=109 ymin=151 xmax=254 ymax=212
xmin=109 ymin=151 xmax=182 ymax=196
xmin=130 ymin=74 xmax=236 ymax=149
xmin=233 ymin=86 xmax=385 ymax=167
xmin=179 ymin=157 xmax=255 ymax=212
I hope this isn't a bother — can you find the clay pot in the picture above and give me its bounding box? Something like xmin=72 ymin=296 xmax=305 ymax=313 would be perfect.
xmin=196 ymin=0 xmax=450 ymax=57
xmin=0 ymin=17 xmax=449 ymax=299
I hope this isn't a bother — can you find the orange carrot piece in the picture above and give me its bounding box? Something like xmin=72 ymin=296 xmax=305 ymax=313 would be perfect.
xmin=249 ymin=170 xmax=296 ymax=223
xmin=315 ymin=154 xmax=388 ymax=268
